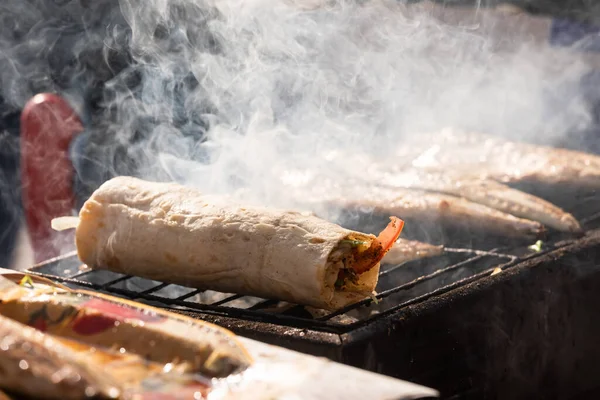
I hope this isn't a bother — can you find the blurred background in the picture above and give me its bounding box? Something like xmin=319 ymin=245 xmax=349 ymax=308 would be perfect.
xmin=3 ymin=0 xmax=600 ymax=269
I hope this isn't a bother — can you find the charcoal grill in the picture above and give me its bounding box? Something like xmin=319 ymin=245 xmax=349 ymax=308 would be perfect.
xmin=16 ymin=92 xmax=600 ymax=399
xmin=25 ymin=209 xmax=600 ymax=400
xmin=3 ymin=0 xmax=600 ymax=398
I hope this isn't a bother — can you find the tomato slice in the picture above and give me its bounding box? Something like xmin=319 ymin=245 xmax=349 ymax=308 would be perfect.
xmin=350 ymin=216 xmax=404 ymax=275
xmin=377 ymin=216 xmax=405 ymax=253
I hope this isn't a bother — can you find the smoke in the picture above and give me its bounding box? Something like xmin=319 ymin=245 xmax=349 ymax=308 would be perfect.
xmin=109 ymin=0 xmax=595 ymax=219
xmin=0 ymin=0 xmax=598 ymax=232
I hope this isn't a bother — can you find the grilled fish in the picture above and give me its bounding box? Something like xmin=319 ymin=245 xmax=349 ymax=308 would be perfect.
xmin=298 ymin=179 xmax=545 ymax=240
xmin=382 ymin=238 xmax=444 ymax=265
xmin=392 ymin=128 xmax=600 ymax=190
xmin=367 ymin=167 xmax=582 ymax=233
xmin=315 ymin=128 xmax=586 ymax=234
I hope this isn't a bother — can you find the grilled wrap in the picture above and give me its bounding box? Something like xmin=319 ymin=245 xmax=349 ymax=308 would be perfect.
xmin=72 ymin=176 xmax=403 ymax=310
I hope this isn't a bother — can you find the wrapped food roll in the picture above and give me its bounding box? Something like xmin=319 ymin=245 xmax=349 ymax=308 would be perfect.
xmin=0 ymin=269 xmax=250 ymax=399
xmin=58 ymin=176 xmax=403 ymax=310
xmin=0 ymin=313 xmax=120 ymax=400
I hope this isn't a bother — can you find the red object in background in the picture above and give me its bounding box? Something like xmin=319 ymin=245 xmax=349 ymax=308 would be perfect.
xmin=20 ymin=93 xmax=83 ymax=263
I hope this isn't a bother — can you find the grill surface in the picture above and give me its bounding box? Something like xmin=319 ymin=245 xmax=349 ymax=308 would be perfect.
xmin=27 ymin=192 xmax=600 ymax=334
xmin=28 ymin=247 xmax=524 ymax=333
xmin=28 ymin=237 xmax=583 ymax=337
xmin=25 ymin=195 xmax=600 ymax=399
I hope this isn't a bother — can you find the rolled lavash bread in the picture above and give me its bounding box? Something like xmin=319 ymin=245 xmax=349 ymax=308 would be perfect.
xmin=75 ymin=176 xmax=403 ymax=310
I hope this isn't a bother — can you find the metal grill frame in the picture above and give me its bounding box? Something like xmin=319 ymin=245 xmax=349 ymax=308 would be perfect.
xmin=24 ymin=224 xmax=600 ymax=399
xmin=27 ymin=245 xmax=542 ymax=334
xmin=25 ymin=230 xmax=600 ymax=397
xmin=29 ymin=203 xmax=600 ymax=335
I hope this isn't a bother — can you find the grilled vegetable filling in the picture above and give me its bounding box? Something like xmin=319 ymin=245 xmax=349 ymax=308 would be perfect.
xmin=326 ymin=217 xmax=404 ymax=292
xmin=328 ymin=236 xmax=382 ymax=290
xmin=335 ymin=268 xmax=358 ymax=290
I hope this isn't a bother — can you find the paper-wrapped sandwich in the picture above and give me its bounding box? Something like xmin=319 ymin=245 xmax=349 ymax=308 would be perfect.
xmin=0 ymin=268 xmax=437 ymax=400
xmin=0 ymin=270 xmax=252 ymax=399
xmin=53 ymin=176 xmax=404 ymax=310
xmin=0 ymin=269 xmax=438 ymax=399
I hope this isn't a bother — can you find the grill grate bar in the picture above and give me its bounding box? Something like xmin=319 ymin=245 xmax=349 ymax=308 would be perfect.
xmin=138 ymin=282 xmax=170 ymax=296
xmin=211 ymin=294 xmax=243 ymax=306
xmin=369 ymin=261 xmax=516 ymax=322
xmin=175 ymin=289 xmax=204 ymax=301
xmin=248 ymin=299 xmax=280 ymax=310
xmin=319 ymin=253 xmax=489 ymax=321
xmin=69 ymin=269 xmax=93 ymax=279
xmin=25 ymin=234 xmax=572 ymax=334
xmin=21 ymin=248 xmax=522 ymax=331
xmin=25 ymin=269 xmax=348 ymax=332
xmin=101 ymin=275 xmax=133 ymax=290
xmin=443 ymin=247 xmax=518 ymax=261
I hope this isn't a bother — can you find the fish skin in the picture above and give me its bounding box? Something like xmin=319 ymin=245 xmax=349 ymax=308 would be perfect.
xmin=368 ymin=167 xmax=582 ymax=233
xmin=280 ymin=128 xmax=594 ymax=241
xmin=394 ymin=128 xmax=600 ymax=190
xmin=382 ymin=238 xmax=444 ymax=265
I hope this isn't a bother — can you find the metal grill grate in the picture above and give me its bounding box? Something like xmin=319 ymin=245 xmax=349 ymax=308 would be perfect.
xmin=26 ymin=194 xmax=600 ymax=335
xmin=23 ymin=244 xmax=556 ymax=334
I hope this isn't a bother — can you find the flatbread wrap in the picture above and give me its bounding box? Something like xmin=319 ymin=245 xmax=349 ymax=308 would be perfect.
xmin=55 ymin=176 xmax=404 ymax=310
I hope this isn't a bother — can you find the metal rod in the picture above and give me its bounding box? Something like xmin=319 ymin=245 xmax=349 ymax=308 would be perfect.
xmin=175 ymin=288 xmax=204 ymax=301
xmin=102 ymin=275 xmax=133 ymax=289
xmin=319 ymin=253 xmax=488 ymax=320
xmin=211 ymin=294 xmax=243 ymax=306
xmin=138 ymin=282 xmax=170 ymax=296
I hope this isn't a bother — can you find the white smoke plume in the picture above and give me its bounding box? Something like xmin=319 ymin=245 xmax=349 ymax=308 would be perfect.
xmin=1 ymin=0 xmax=598 ymax=230
xmin=117 ymin=0 xmax=595 ymax=215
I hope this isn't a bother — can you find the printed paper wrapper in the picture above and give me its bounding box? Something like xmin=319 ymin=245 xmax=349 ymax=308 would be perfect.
xmin=0 ymin=268 xmax=438 ymax=400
